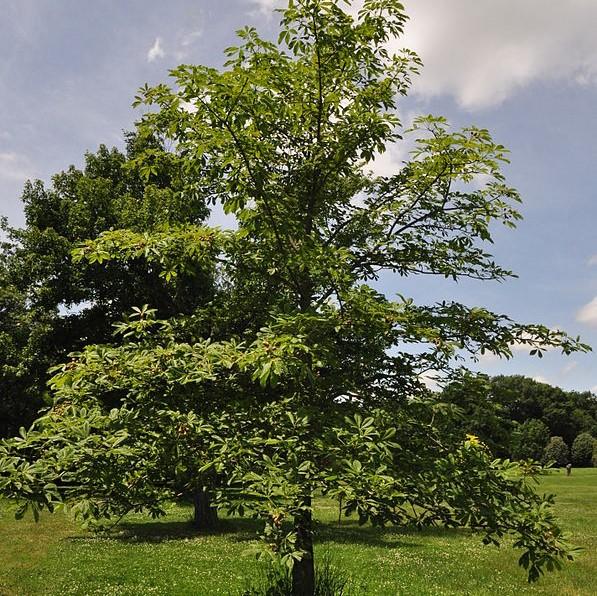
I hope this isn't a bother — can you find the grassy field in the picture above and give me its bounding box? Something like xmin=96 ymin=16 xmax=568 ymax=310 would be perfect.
xmin=1 ymin=469 xmax=595 ymax=595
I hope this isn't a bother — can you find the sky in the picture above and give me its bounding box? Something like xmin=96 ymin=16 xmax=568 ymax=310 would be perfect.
xmin=1 ymin=0 xmax=597 ymax=392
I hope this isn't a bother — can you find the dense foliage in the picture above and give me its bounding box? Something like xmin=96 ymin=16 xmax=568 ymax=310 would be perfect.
xmin=440 ymin=375 xmax=597 ymax=461
xmin=543 ymin=437 xmax=570 ymax=468
xmin=571 ymin=432 xmax=595 ymax=467
xmin=0 ymin=135 xmax=209 ymax=437
xmin=0 ymin=1 xmax=590 ymax=593
xmin=511 ymin=419 xmax=551 ymax=462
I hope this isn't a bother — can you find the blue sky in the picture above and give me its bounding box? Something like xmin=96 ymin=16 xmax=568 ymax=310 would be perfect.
xmin=1 ymin=0 xmax=597 ymax=392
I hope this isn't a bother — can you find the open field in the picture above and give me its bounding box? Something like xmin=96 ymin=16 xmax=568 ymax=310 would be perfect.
xmin=1 ymin=469 xmax=595 ymax=595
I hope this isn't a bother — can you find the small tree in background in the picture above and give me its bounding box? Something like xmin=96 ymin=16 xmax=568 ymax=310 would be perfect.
xmin=543 ymin=437 xmax=569 ymax=467
xmin=571 ymin=432 xmax=594 ymax=467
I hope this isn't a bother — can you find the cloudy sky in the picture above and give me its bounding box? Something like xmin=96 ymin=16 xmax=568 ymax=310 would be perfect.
xmin=1 ymin=0 xmax=597 ymax=392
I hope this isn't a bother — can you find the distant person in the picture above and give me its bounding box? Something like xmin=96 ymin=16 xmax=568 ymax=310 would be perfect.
xmin=566 ymin=463 xmax=572 ymax=476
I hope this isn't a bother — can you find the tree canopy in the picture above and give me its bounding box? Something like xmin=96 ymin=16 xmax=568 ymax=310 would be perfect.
xmin=0 ymin=134 xmax=210 ymax=437
xmin=439 ymin=375 xmax=597 ymax=460
xmin=0 ymin=1 xmax=590 ymax=593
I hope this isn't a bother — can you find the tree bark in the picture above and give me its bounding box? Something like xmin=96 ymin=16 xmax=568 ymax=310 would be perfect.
xmin=192 ymin=487 xmax=218 ymax=530
xmin=292 ymin=499 xmax=315 ymax=596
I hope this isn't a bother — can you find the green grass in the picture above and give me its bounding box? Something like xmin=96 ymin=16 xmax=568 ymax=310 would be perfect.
xmin=1 ymin=469 xmax=596 ymax=595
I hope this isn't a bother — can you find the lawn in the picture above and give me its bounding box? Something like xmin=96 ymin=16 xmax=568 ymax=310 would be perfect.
xmin=1 ymin=469 xmax=595 ymax=595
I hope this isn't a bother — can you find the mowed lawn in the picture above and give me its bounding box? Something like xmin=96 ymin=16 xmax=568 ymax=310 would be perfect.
xmin=1 ymin=469 xmax=595 ymax=595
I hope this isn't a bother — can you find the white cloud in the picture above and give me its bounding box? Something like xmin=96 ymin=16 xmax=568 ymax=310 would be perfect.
xmin=0 ymin=152 xmax=35 ymax=182
xmin=253 ymin=1 xmax=597 ymax=110
xmin=173 ymin=29 xmax=204 ymax=61
xmin=366 ymin=111 xmax=418 ymax=178
xmin=562 ymin=361 xmax=578 ymax=375
xmin=418 ymin=369 xmax=441 ymax=391
xmin=207 ymin=201 xmax=237 ymax=230
xmin=181 ymin=29 xmax=202 ymax=48
xmin=577 ymin=296 xmax=597 ymax=326
xmin=588 ymin=254 xmax=597 ymax=266
xmin=147 ymin=37 xmax=165 ymax=62
xmin=250 ymin=0 xmax=280 ymax=13
xmin=476 ymin=350 xmax=499 ymax=364
xmin=368 ymin=143 xmax=407 ymax=178
xmin=179 ymin=100 xmax=198 ymax=114
xmin=392 ymin=0 xmax=597 ymax=109
xmin=476 ymin=330 xmax=560 ymax=363
xmin=510 ymin=331 xmax=558 ymax=354
xmin=533 ymin=375 xmax=549 ymax=384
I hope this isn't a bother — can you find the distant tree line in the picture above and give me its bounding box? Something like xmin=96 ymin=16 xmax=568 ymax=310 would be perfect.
xmin=440 ymin=374 xmax=597 ymax=466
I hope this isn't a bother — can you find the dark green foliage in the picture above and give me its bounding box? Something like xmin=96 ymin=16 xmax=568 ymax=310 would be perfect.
xmin=439 ymin=375 xmax=597 ymax=460
xmin=439 ymin=373 xmax=512 ymax=457
xmin=489 ymin=376 xmax=597 ymax=446
xmin=0 ymin=135 xmax=210 ymax=437
xmin=243 ymin=563 xmax=293 ymax=596
xmin=571 ymin=432 xmax=594 ymax=467
xmin=543 ymin=437 xmax=569 ymax=468
xmin=511 ymin=419 xmax=550 ymax=462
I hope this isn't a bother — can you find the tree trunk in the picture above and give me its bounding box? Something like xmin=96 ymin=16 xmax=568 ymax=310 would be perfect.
xmin=292 ymin=499 xmax=315 ymax=596
xmin=192 ymin=487 xmax=218 ymax=530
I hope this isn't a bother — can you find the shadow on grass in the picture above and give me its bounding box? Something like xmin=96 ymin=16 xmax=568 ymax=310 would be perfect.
xmin=64 ymin=516 xmax=264 ymax=544
xmin=63 ymin=511 xmax=473 ymax=550
xmin=316 ymin=518 xmax=475 ymax=549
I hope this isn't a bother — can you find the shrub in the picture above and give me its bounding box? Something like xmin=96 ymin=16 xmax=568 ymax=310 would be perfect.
xmin=242 ymin=556 xmax=356 ymax=596
xmin=571 ymin=432 xmax=594 ymax=467
xmin=242 ymin=563 xmax=292 ymax=596
xmin=543 ymin=436 xmax=569 ymax=467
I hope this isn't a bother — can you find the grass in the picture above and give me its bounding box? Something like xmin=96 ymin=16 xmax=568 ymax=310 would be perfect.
xmin=1 ymin=469 xmax=595 ymax=595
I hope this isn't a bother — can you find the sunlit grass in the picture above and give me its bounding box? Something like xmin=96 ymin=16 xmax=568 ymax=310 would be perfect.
xmin=1 ymin=469 xmax=595 ymax=595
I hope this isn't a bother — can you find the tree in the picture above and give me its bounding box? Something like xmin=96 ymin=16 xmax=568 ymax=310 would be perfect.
xmin=439 ymin=373 xmax=512 ymax=457
xmin=0 ymin=134 xmax=210 ymax=437
xmin=439 ymin=375 xmax=597 ymax=460
xmin=510 ymin=419 xmax=550 ymax=462
xmin=1 ymin=1 xmax=589 ymax=593
xmin=488 ymin=376 xmax=597 ymax=446
xmin=571 ymin=432 xmax=594 ymax=467
xmin=543 ymin=437 xmax=569 ymax=468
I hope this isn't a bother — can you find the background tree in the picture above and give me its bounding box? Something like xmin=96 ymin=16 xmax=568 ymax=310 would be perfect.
xmin=439 ymin=373 xmax=512 ymax=457
xmin=0 ymin=1 xmax=590 ymax=593
xmin=543 ymin=437 xmax=569 ymax=467
xmin=571 ymin=432 xmax=594 ymax=467
xmin=488 ymin=376 xmax=597 ymax=446
xmin=0 ymin=133 xmax=210 ymax=437
xmin=510 ymin=419 xmax=550 ymax=462
xmin=438 ymin=375 xmax=597 ymax=459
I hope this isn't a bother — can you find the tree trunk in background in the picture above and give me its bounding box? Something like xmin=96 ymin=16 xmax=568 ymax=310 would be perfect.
xmin=291 ymin=498 xmax=315 ymax=596
xmin=192 ymin=487 xmax=218 ymax=530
